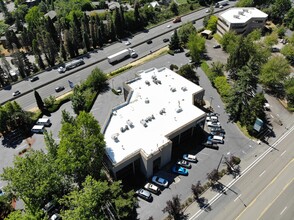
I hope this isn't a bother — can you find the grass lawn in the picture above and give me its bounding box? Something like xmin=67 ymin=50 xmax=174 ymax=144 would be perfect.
xmin=177 ymin=0 xmax=188 ymax=4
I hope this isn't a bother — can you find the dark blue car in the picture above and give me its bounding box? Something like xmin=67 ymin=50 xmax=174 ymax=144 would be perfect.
xmin=172 ymin=165 xmax=189 ymax=176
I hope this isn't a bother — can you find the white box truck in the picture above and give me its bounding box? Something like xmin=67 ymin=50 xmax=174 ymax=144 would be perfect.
xmin=36 ymin=118 xmax=51 ymax=127
xmin=107 ymin=48 xmax=137 ymax=64
xmin=215 ymin=0 xmax=229 ymax=8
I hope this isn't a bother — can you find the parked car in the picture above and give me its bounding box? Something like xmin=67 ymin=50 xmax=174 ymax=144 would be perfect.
xmin=144 ymin=183 xmax=160 ymax=194
xmin=271 ymin=47 xmax=280 ymax=52
xmin=167 ymin=24 xmax=171 ymax=28
xmin=125 ymin=41 xmax=131 ymax=46
xmin=210 ymin=127 xmax=225 ymax=134
xmin=12 ymin=90 xmax=21 ymax=96
xmin=207 ymin=112 xmax=219 ymax=117
xmin=172 ymin=165 xmax=189 ymax=175
xmin=183 ymin=154 xmax=197 ymax=163
xmin=264 ymin=103 xmax=270 ymax=111
xmin=205 ymin=9 xmax=210 ymax=13
xmin=203 ymin=140 xmax=218 ymax=148
xmin=42 ymin=201 xmax=55 ymax=214
xmin=50 ymin=213 xmax=61 ymax=220
xmin=176 ymin=159 xmax=191 ymax=168
xmin=210 ymin=131 xmax=225 ymax=137
xmin=30 ymin=75 xmax=39 ymax=82
xmin=135 ymin=189 xmax=153 ymax=202
xmin=55 ymin=86 xmax=65 ymax=92
xmin=213 ymin=44 xmax=221 ymax=49
xmin=152 ymin=176 xmax=169 ymax=188
xmin=174 ymin=48 xmax=183 ymax=53
xmin=206 ymin=115 xmax=218 ymax=122
xmin=163 ymin=38 xmax=169 ymax=43
xmin=208 ymin=135 xmax=224 ymax=144
xmin=147 ymin=40 xmax=152 ymax=44
xmin=207 ymin=121 xmax=221 ymax=128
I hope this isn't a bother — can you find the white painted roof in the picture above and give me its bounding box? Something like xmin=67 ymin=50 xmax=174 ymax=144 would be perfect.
xmin=219 ymin=7 xmax=268 ymax=24
xmin=104 ymin=67 xmax=205 ymax=164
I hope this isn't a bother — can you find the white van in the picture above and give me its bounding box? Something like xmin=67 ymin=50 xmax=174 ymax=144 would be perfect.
xmin=209 ymin=135 xmax=224 ymax=144
xmin=31 ymin=125 xmax=45 ymax=133
xmin=37 ymin=118 xmax=51 ymax=126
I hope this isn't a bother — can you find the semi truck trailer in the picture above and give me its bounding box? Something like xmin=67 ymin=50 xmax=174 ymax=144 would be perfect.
xmin=215 ymin=0 xmax=229 ymax=7
xmin=107 ymin=48 xmax=137 ymax=64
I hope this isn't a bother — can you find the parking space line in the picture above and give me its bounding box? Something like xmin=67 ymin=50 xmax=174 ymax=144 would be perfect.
xmin=280 ymin=206 xmax=287 ymax=215
xmin=280 ymin=150 xmax=286 ymax=157
xmin=259 ymin=170 xmax=266 ymax=177
xmin=234 ymin=194 xmax=241 ymax=202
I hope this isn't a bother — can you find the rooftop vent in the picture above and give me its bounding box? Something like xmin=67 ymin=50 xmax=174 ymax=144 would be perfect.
xmin=126 ymin=120 xmax=134 ymax=128
xmin=145 ymin=80 xmax=150 ymax=86
xmin=140 ymin=119 xmax=147 ymax=127
xmin=159 ymin=108 xmax=166 ymax=115
xmin=181 ymin=86 xmax=187 ymax=91
xmin=170 ymin=87 xmax=176 ymax=92
xmin=111 ymin=133 xmax=119 ymax=142
xmin=176 ymin=107 xmax=182 ymax=113
xmin=145 ymin=98 xmax=150 ymax=104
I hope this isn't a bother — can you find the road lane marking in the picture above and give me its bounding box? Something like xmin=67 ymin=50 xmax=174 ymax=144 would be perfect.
xmin=280 ymin=150 xmax=286 ymax=156
xmin=189 ymin=126 xmax=294 ymax=220
xmin=259 ymin=170 xmax=266 ymax=177
xmin=235 ymin=160 xmax=293 ymax=220
xmin=234 ymin=194 xmax=241 ymax=202
xmin=257 ymin=179 xmax=293 ymax=219
xmin=280 ymin=206 xmax=287 ymax=215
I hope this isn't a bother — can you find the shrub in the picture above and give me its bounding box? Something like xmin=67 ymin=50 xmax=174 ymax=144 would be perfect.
xmin=168 ymin=50 xmax=175 ymax=56
xmin=170 ymin=64 xmax=179 ymax=71
xmin=231 ymin=156 xmax=241 ymax=165
xmin=109 ymin=66 xmax=132 ymax=77
xmin=213 ymin=76 xmax=232 ymax=102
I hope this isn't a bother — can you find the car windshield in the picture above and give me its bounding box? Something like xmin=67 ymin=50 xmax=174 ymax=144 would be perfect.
xmin=157 ymin=177 xmax=166 ymax=184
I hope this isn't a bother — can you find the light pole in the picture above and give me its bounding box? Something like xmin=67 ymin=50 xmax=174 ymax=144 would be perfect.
xmin=210 ymin=96 xmax=213 ymax=107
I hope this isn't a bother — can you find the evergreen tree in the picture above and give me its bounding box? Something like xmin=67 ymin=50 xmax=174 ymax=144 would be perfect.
xmin=20 ymin=27 xmax=32 ymax=52
xmin=34 ymin=90 xmax=44 ymax=111
xmin=169 ymin=30 xmax=180 ymax=50
xmin=134 ymin=0 xmax=142 ymax=30
xmin=82 ymin=13 xmax=90 ymax=35
xmin=59 ymin=39 xmax=67 ymax=61
xmin=45 ymin=16 xmax=59 ymax=45
xmin=32 ymin=39 xmax=45 ymax=70
xmin=5 ymin=30 xmax=21 ymax=51
xmin=71 ymin=13 xmax=82 ymax=49
xmin=82 ymin=28 xmax=91 ymax=52
xmin=0 ymin=66 xmax=7 ymax=87
xmin=114 ymin=7 xmax=123 ymax=38
xmin=89 ymin=16 xmax=96 ymax=48
xmin=38 ymin=31 xmax=58 ymax=66
xmin=63 ymin=29 xmax=75 ymax=58
xmin=170 ymin=2 xmax=179 ymax=16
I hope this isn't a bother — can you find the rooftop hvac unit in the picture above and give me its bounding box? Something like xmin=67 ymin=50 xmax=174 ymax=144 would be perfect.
xmin=243 ymin=9 xmax=249 ymax=12
xmin=145 ymin=80 xmax=150 ymax=86
xmin=176 ymin=107 xmax=182 ymax=113
xmin=170 ymin=87 xmax=176 ymax=92
xmin=181 ymin=86 xmax=187 ymax=91
xmin=233 ymin=15 xmax=240 ymax=19
xmin=145 ymin=98 xmax=150 ymax=104
xmin=238 ymin=11 xmax=244 ymax=15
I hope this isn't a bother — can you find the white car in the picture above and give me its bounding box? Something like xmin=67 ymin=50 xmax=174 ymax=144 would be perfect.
xmin=205 ymin=9 xmax=210 ymax=13
xmin=152 ymin=176 xmax=169 ymax=187
xmin=125 ymin=41 xmax=131 ymax=46
xmin=144 ymin=183 xmax=160 ymax=194
xmin=207 ymin=121 xmax=221 ymax=128
xmin=183 ymin=154 xmax=197 ymax=162
xmin=206 ymin=116 xmax=218 ymax=122
xmin=167 ymin=25 xmax=171 ymax=28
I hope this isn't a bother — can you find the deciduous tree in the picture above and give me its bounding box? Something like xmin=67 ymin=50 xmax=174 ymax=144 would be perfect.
xmin=177 ymin=22 xmax=196 ymax=45
xmin=162 ymin=195 xmax=184 ymax=220
xmin=187 ymin=34 xmax=205 ymax=64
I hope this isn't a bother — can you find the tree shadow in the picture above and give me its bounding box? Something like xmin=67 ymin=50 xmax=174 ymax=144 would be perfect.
xmin=196 ymin=197 xmax=212 ymax=212
xmin=1 ymin=129 xmax=24 ymax=149
xmin=211 ymin=182 xmax=227 ymax=195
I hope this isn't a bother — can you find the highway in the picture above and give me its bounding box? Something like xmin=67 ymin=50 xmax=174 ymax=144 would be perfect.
xmin=0 ymin=2 xmax=236 ymax=109
xmin=193 ymin=126 xmax=294 ymax=220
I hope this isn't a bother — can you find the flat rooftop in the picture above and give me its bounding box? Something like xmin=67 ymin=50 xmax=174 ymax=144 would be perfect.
xmin=219 ymin=7 xmax=268 ymax=24
xmin=104 ymin=67 xmax=205 ymax=165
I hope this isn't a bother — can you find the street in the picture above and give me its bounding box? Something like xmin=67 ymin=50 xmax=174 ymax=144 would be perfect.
xmin=189 ymin=126 xmax=294 ymax=220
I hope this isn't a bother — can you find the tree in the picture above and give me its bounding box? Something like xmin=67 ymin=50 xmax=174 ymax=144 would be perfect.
xmin=264 ymin=32 xmax=278 ymax=47
xmin=170 ymin=2 xmax=179 ymax=16
xmin=206 ymin=169 xmax=220 ymax=184
xmin=57 ymin=111 xmax=106 ymax=187
xmin=37 ymin=31 xmax=58 ymax=66
xmin=270 ymin=0 xmax=292 ymax=23
xmin=220 ymin=30 xmax=239 ymax=53
xmin=177 ymin=64 xmax=199 ymax=84
xmin=284 ymin=78 xmax=294 ymax=107
xmin=284 ymin=8 xmax=294 ymax=30
xmin=60 ymin=176 xmax=136 ymax=220
xmin=32 ymin=39 xmax=45 ymax=70
xmin=187 ymin=34 xmax=206 ymax=64
xmin=44 ymin=131 xmax=59 ymax=160
xmin=211 ymin=61 xmax=224 ymax=77
xmin=281 ymin=44 xmax=294 ymax=65
xmin=0 ymin=150 xmax=67 ymax=214
xmin=206 ymin=15 xmax=218 ymax=32
xmin=226 ymin=36 xmax=252 ymax=80
xmin=162 ymin=195 xmax=184 ymax=220
xmin=34 ymin=90 xmax=44 ymax=111
xmin=259 ymin=56 xmax=291 ymax=90
xmin=61 ymin=109 xmax=75 ymax=124
xmin=177 ymin=22 xmax=197 ymax=45
xmin=226 ymin=66 xmax=258 ymax=123
xmin=134 ymin=0 xmax=142 ymax=30
xmin=113 ymin=7 xmax=123 ymax=38
xmin=169 ymin=30 xmax=180 ymax=50
xmin=85 ymin=67 xmax=108 ymax=92
xmin=0 ymin=193 xmax=14 ymax=219
xmin=71 ymin=85 xmax=86 ymax=114
xmin=191 ymin=181 xmax=204 ymax=201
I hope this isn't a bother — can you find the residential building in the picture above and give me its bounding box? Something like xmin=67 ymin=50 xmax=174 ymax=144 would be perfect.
xmin=103 ymin=67 xmax=206 ymax=179
xmin=217 ymin=7 xmax=268 ymax=36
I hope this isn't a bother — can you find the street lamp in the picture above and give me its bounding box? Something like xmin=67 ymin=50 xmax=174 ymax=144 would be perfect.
xmin=210 ymin=96 xmax=214 ymax=107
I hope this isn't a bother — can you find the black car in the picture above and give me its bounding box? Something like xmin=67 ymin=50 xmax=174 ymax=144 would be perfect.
xmin=30 ymin=76 xmax=39 ymax=82
xmin=163 ymin=38 xmax=169 ymax=43
xmin=174 ymin=48 xmax=183 ymax=53
xmin=210 ymin=127 xmax=225 ymax=134
xmin=147 ymin=40 xmax=152 ymax=44
xmin=213 ymin=44 xmax=221 ymax=49
xmin=55 ymin=86 xmax=65 ymax=92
